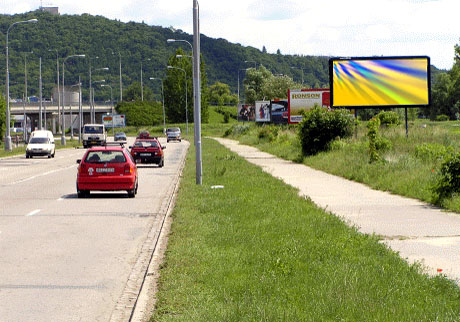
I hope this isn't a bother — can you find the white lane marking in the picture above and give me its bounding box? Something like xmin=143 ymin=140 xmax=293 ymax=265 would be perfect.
xmin=26 ymin=209 xmax=41 ymax=217
xmin=8 ymin=164 xmax=78 ymax=186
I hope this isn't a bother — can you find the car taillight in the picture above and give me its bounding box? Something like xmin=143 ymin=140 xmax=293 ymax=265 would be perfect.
xmin=124 ymin=164 xmax=132 ymax=174
xmin=78 ymin=164 xmax=86 ymax=174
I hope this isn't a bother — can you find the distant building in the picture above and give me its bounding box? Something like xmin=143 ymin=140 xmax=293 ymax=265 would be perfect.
xmin=40 ymin=6 xmax=59 ymax=15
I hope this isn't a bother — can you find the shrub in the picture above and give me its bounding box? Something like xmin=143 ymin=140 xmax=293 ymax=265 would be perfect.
xmin=298 ymin=107 xmax=354 ymax=156
xmin=377 ymin=111 xmax=401 ymax=127
xmin=223 ymin=111 xmax=230 ymax=123
xmin=258 ymin=125 xmax=279 ymax=142
xmin=223 ymin=124 xmax=251 ymax=137
xmin=436 ymin=114 xmax=450 ymax=121
xmin=414 ymin=143 xmax=453 ymax=162
xmin=367 ymin=117 xmax=381 ymax=162
xmin=433 ymin=152 xmax=460 ymax=202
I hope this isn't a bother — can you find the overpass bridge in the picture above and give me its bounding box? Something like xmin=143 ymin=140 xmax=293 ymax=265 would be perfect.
xmin=10 ymin=102 xmax=113 ymax=134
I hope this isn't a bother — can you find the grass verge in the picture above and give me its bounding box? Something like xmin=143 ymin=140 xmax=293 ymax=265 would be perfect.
xmin=151 ymin=137 xmax=460 ymax=321
xmin=224 ymin=121 xmax=460 ymax=213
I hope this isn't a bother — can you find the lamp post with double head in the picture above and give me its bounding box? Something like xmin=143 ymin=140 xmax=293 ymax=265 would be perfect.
xmin=149 ymin=77 xmax=166 ymax=133
xmin=245 ymin=60 xmax=256 ymax=69
xmin=90 ymin=67 xmax=109 ymax=123
xmin=238 ymin=68 xmax=250 ymax=104
xmin=167 ymin=65 xmax=188 ymax=134
xmin=5 ymin=18 xmax=38 ymax=151
xmin=100 ymin=84 xmax=114 ymax=137
xmin=62 ymin=54 xmax=85 ymax=145
xmin=48 ymin=49 xmax=60 ymax=132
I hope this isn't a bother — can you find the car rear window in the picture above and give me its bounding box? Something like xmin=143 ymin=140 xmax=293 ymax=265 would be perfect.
xmin=167 ymin=128 xmax=180 ymax=133
xmin=133 ymin=140 xmax=159 ymax=148
xmin=85 ymin=150 xmax=126 ymax=163
xmin=29 ymin=137 xmax=49 ymax=144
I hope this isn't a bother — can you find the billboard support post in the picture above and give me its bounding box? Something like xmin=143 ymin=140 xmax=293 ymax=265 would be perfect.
xmin=405 ymin=107 xmax=408 ymax=138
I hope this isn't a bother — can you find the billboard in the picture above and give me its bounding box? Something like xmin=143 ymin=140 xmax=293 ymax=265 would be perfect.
xmin=270 ymin=99 xmax=288 ymax=124
xmin=255 ymin=101 xmax=271 ymax=122
xmin=329 ymin=56 xmax=431 ymax=108
xmin=103 ymin=114 xmax=126 ymax=128
xmin=238 ymin=104 xmax=255 ymax=122
xmin=288 ymin=89 xmax=330 ymax=124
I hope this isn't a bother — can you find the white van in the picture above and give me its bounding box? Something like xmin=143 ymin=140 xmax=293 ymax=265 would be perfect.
xmin=82 ymin=124 xmax=107 ymax=148
xmin=26 ymin=130 xmax=55 ymax=158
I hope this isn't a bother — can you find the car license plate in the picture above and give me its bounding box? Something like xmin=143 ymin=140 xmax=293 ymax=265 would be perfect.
xmin=96 ymin=168 xmax=114 ymax=173
xmin=140 ymin=153 xmax=151 ymax=156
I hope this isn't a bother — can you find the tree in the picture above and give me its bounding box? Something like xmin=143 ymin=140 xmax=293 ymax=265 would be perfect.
xmin=243 ymin=66 xmax=273 ymax=104
xmin=209 ymin=82 xmax=237 ymax=106
xmin=243 ymin=65 xmax=301 ymax=104
xmin=124 ymin=81 xmax=154 ymax=102
xmin=116 ymin=100 xmax=163 ymax=126
xmin=261 ymin=75 xmax=298 ymax=101
xmin=163 ymin=48 xmax=209 ymax=123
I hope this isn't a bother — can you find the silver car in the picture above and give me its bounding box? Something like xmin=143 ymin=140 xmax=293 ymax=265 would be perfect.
xmin=166 ymin=127 xmax=181 ymax=142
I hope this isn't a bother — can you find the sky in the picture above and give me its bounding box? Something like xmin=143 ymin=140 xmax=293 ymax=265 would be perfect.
xmin=1 ymin=0 xmax=459 ymax=70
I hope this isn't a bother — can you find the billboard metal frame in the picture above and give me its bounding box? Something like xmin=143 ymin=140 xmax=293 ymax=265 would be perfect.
xmin=329 ymin=56 xmax=431 ymax=109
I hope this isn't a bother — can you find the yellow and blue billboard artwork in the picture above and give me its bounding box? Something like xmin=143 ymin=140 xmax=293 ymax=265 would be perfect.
xmin=331 ymin=57 xmax=430 ymax=107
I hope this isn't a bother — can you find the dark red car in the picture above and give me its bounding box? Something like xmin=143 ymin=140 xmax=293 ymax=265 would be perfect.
xmin=130 ymin=137 xmax=165 ymax=167
xmin=76 ymin=144 xmax=138 ymax=198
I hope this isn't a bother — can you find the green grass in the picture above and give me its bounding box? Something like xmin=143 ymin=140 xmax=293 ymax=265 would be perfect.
xmin=152 ymin=138 xmax=460 ymax=321
xmin=224 ymin=120 xmax=460 ymax=213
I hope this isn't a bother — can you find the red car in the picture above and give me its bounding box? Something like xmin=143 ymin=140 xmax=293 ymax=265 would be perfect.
xmin=76 ymin=144 xmax=138 ymax=198
xmin=130 ymin=136 xmax=165 ymax=167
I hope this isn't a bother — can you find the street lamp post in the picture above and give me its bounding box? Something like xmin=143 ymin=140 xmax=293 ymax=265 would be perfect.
xmin=100 ymin=84 xmax=114 ymax=137
xmin=70 ymin=81 xmax=82 ymax=140
xmin=48 ymin=49 xmax=60 ymax=132
xmin=167 ymin=65 xmax=188 ymax=134
xmin=90 ymin=66 xmax=109 ymax=123
xmin=238 ymin=68 xmax=249 ymax=104
xmin=117 ymin=52 xmax=122 ymax=102
xmin=140 ymin=59 xmax=151 ymax=101
xmin=193 ymin=0 xmax=202 ymax=185
xmin=5 ymin=18 xmax=38 ymax=151
xmin=39 ymin=57 xmax=43 ymax=130
xmin=70 ymin=77 xmax=82 ymax=143
xmin=149 ymin=77 xmax=166 ymax=133
xmin=245 ymin=60 xmax=256 ymax=69
xmin=62 ymin=54 xmax=85 ymax=145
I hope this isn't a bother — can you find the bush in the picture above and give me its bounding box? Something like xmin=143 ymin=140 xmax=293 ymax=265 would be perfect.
xmin=223 ymin=111 xmax=230 ymax=123
xmin=377 ymin=111 xmax=401 ymax=127
xmin=414 ymin=143 xmax=453 ymax=162
xmin=433 ymin=152 xmax=460 ymax=202
xmin=298 ymin=107 xmax=354 ymax=156
xmin=258 ymin=125 xmax=279 ymax=142
xmin=436 ymin=114 xmax=450 ymax=121
xmin=223 ymin=124 xmax=251 ymax=137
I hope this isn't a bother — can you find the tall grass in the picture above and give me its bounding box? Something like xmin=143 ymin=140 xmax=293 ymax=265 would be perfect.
xmin=225 ymin=121 xmax=460 ymax=212
xmin=152 ymin=138 xmax=460 ymax=321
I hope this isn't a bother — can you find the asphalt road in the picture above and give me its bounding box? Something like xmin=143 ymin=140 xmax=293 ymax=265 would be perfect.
xmin=0 ymin=137 xmax=189 ymax=322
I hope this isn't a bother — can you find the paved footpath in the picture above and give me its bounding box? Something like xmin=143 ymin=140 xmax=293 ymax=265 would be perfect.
xmin=215 ymin=138 xmax=460 ymax=283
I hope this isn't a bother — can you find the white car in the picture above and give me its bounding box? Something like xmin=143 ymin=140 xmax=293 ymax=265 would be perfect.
xmin=166 ymin=127 xmax=181 ymax=142
xmin=26 ymin=130 xmax=55 ymax=158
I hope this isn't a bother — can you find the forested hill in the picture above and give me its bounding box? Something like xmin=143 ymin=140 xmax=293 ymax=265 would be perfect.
xmin=0 ymin=10 xmax=329 ymax=101
xmin=0 ymin=10 xmax=444 ymax=101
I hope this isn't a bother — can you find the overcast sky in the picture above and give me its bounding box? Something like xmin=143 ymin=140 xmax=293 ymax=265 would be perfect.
xmin=2 ymin=0 xmax=459 ymax=70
